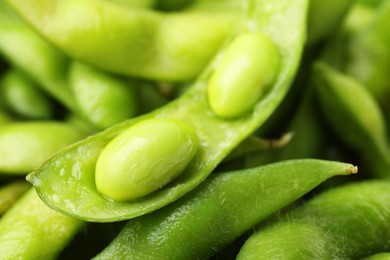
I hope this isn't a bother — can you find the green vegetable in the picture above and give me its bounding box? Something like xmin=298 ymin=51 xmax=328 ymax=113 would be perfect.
xmin=95 ymin=118 xmax=199 ymax=201
xmin=5 ymin=0 xmax=237 ymax=82
xmin=0 ymin=2 xmax=76 ymax=111
xmin=365 ymin=252 xmax=390 ymax=260
xmin=307 ymin=0 xmax=355 ymax=44
xmin=0 ymin=180 xmax=30 ymax=215
xmin=0 ymin=69 xmax=53 ymax=119
xmin=25 ymin=0 xmax=308 ymax=222
xmin=236 ymin=181 xmax=390 ymax=259
xmin=94 ymin=159 xmax=356 ymax=260
xmin=0 ymin=188 xmax=84 ymax=259
xmin=0 ymin=122 xmax=84 ymax=174
xmin=69 ymin=62 xmax=138 ymax=129
xmin=207 ymin=31 xmax=280 ymax=118
xmin=313 ymin=62 xmax=390 ymax=178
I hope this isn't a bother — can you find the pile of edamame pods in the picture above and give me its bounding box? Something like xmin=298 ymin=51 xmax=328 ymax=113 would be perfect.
xmin=1 ymin=0 xmax=390 ymax=259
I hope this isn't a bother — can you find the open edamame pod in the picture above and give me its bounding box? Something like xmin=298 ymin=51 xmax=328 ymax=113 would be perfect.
xmin=236 ymin=180 xmax=390 ymax=259
xmin=94 ymin=159 xmax=357 ymax=260
xmin=313 ymin=62 xmax=390 ymax=179
xmin=26 ymin=0 xmax=308 ymax=222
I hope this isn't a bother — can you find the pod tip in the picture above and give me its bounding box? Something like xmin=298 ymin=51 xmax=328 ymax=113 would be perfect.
xmin=349 ymin=165 xmax=358 ymax=174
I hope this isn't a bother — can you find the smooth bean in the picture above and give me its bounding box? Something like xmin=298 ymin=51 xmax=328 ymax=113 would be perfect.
xmin=95 ymin=118 xmax=199 ymax=201
xmin=207 ymin=32 xmax=280 ymax=118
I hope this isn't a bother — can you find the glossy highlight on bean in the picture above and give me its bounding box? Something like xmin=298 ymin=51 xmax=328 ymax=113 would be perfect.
xmin=207 ymin=32 xmax=280 ymax=118
xmin=95 ymin=118 xmax=199 ymax=201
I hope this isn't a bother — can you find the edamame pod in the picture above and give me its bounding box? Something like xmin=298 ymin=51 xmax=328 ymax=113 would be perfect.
xmin=96 ymin=118 xmax=198 ymax=201
xmin=307 ymin=0 xmax=354 ymax=44
xmin=313 ymin=62 xmax=390 ymax=178
xmin=94 ymin=159 xmax=356 ymax=260
xmin=25 ymin=0 xmax=308 ymax=222
xmin=237 ymin=181 xmax=390 ymax=259
xmin=5 ymin=0 xmax=237 ymax=82
xmin=207 ymin=32 xmax=280 ymax=118
xmin=0 ymin=122 xmax=84 ymax=174
xmin=0 ymin=188 xmax=84 ymax=259
xmin=365 ymin=252 xmax=390 ymax=260
xmin=0 ymin=110 xmax=12 ymax=125
xmin=0 ymin=2 xmax=76 ymax=111
xmin=1 ymin=69 xmax=53 ymax=119
xmin=0 ymin=180 xmax=29 ymax=215
xmin=69 ymin=62 xmax=137 ymax=129
xmin=346 ymin=0 xmax=390 ymax=105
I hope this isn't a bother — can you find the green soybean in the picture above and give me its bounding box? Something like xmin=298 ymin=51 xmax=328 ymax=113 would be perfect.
xmin=94 ymin=159 xmax=356 ymax=260
xmin=237 ymin=181 xmax=390 ymax=259
xmin=96 ymin=118 xmax=199 ymax=201
xmin=25 ymin=0 xmax=308 ymax=222
xmin=69 ymin=62 xmax=137 ymax=129
xmin=0 ymin=188 xmax=84 ymax=259
xmin=0 ymin=122 xmax=84 ymax=174
xmin=207 ymin=32 xmax=280 ymax=118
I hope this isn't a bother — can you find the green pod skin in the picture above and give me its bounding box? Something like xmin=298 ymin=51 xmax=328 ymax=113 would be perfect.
xmin=237 ymin=181 xmax=390 ymax=259
xmin=365 ymin=253 xmax=390 ymax=260
xmin=1 ymin=69 xmax=53 ymax=119
xmin=0 ymin=110 xmax=12 ymax=126
xmin=94 ymin=159 xmax=356 ymax=260
xmin=0 ymin=2 xmax=76 ymax=111
xmin=0 ymin=188 xmax=84 ymax=259
xmin=207 ymin=32 xmax=280 ymax=118
xmin=0 ymin=122 xmax=84 ymax=174
xmin=111 ymin=0 xmax=157 ymax=9
xmin=96 ymin=118 xmax=199 ymax=201
xmin=69 ymin=62 xmax=138 ymax=130
xmin=307 ymin=0 xmax=355 ymax=45
xmin=5 ymin=0 xmax=238 ymax=82
xmin=346 ymin=0 xmax=390 ymax=107
xmin=0 ymin=180 xmax=30 ymax=215
xmin=313 ymin=62 xmax=390 ymax=179
xmin=25 ymin=0 xmax=308 ymax=222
